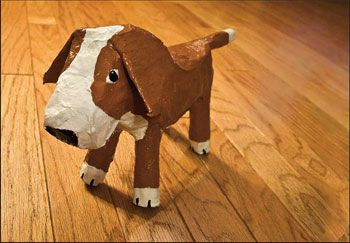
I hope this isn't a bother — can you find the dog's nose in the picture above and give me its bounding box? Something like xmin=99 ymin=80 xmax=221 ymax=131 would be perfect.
xmin=45 ymin=126 xmax=78 ymax=146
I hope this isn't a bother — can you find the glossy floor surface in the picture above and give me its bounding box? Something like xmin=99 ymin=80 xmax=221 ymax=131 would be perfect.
xmin=1 ymin=1 xmax=349 ymax=242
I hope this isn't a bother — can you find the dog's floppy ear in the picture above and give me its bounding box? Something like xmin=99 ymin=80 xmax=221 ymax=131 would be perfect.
xmin=111 ymin=25 xmax=174 ymax=117
xmin=43 ymin=29 xmax=84 ymax=84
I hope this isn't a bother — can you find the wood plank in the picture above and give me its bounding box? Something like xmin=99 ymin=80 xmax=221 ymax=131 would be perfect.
xmin=180 ymin=1 xmax=349 ymax=129
xmin=167 ymin=118 xmax=314 ymax=241
xmin=211 ymin=68 xmax=349 ymax=211
xmin=1 ymin=75 xmax=53 ymax=242
xmin=212 ymin=49 xmax=349 ymax=180
xmin=178 ymin=0 xmax=348 ymax=188
xmin=1 ymin=1 xmax=32 ymax=74
xmin=189 ymin=17 xmax=349 ymax=217
xmin=208 ymin=86 xmax=347 ymax=241
xmin=160 ymin=121 xmax=255 ymax=241
xmin=201 ymin=123 xmax=314 ymax=242
xmin=234 ymin=1 xmax=349 ymax=70
xmin=26 ymin=2 xmax=125 ymax=241
xmin=311 ymin=0 xmax=349 ymax=32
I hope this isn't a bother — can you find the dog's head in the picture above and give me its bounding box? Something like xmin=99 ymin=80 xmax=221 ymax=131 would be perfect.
xmin=44 ymin=25 xmax=171 ymax=149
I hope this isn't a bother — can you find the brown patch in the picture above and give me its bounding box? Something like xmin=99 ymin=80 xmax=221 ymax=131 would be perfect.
xmin=134 ymin=123 xmax=162 ymax=188
xmin=62 ymin=30 xmax=85 ymax=73
xmin=43 ymin=29 xmax=85 ymax=84
xmin=111 ymin=24 xmax=176 ymax=118
xmin=169 ymin=39 xmax=210 ymax=71
xmin=90 ymin=45 xmax=138 ymax=120
xmin=85 ymin=130 xmax=121 ymax=172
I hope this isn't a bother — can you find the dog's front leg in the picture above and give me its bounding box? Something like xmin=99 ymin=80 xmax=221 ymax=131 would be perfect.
xmin=80 ymin=130 xmax=121 ymax=186
xmin=133 ymin=124 xmax=161 ymax=208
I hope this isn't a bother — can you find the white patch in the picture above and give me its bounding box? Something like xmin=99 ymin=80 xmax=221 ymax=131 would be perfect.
xmin=223 ymin=28 xmax=236 ymax=43
xmin=133 ymin=187 xmax=160 ymax=208
xmin=44 ymin=25 xmax=124 ymax=149
xmin=118 ymin=112 xmax=148 ymax=140
xmin=80 ymin=161 xmax=106 ymax=186
xmin=190 ymin=139 xmax=210 ymax=155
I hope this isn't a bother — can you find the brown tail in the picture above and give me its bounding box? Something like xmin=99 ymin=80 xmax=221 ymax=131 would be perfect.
xmin=203 ymin=28 xmax=236 ymax=50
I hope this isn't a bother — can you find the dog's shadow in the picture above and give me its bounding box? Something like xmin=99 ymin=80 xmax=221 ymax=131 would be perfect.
xmin=84 ymin=123 xmax=236 ymax=221
xmin=84 ymin=122 xmax=347 ymax=240
xmin=85 ymin=183 xmax=161 ymax=221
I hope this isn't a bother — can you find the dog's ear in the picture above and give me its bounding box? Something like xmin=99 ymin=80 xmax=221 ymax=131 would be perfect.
xmin=43 ymin=29 xmax=84 ymax=84
xmin=111 ymin=25 xmax=174 ymax=117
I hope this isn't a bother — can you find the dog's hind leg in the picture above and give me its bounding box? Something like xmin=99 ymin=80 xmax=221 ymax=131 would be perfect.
xmin=189 ymin=95 xmax=211 ymax=155
xmin=80 ymin=130 xmax=121 ymax=186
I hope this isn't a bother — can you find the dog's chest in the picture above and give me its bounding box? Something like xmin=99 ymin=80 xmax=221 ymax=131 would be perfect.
xmin=118 ymin=112 xmax=148 ymax=140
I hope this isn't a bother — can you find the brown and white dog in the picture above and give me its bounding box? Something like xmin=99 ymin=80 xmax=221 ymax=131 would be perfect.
xmin=44 ymin=24 xmax=235 ymax=207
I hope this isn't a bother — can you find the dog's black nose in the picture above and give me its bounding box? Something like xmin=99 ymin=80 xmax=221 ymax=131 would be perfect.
xmin=45 ymin=126 xmax=78 ymax=146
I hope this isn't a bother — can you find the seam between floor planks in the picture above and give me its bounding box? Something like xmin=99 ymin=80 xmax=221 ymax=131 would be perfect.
xmin=1 ymin=74 xmax=54 ymax=242
xmin=25 ymin=2 xmax=56 ymax=241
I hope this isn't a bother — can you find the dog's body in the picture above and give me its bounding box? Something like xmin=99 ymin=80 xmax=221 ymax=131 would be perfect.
xmin=44 ymin=24 xmax=235 ymax=207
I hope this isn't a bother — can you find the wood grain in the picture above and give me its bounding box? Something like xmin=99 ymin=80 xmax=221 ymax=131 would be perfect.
xmin=211 ymin=69 xmax=349 ymax=213
xmin=1 ymin=1 xmax=32 ymax=74
xmin=235 ymin=1 xmax=349 ymax=70
xmin=174 ymin=117 xmax=314 ymax=241
xmin=1 ymin=0 xmax=348 ymax=242
xmin=209 ymin=91 xmax=346 ymax=240
xmin=211 ymin=48 xmax=349 ymax=181
xmin=1 ymin=75 xmax=53 ymax=242
xmin=180 ymin=1 xmax=349 ymax=129
xmin=161 ymin=122 xmax=254 ymax=242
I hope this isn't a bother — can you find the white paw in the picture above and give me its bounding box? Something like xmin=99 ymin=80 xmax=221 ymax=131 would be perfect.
xmin=190 ymin=139 xmax=210 ymax=155
xmin=80 ymin=161 xmax=106 ymax=186
xmin=133 ymin=187 xmax=160 ymax=208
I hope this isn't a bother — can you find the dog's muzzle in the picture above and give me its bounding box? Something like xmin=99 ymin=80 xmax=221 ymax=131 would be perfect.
xmin=45 ymin=126 xmax=78 ymax=147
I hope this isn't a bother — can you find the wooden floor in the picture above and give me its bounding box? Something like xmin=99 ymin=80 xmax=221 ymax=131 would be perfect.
xmin=1 ymin=1 xmax=349 ymax=242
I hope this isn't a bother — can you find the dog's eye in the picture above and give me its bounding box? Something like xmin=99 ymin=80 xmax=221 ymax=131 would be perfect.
xmin=106 ymin=69 xmax=119 ymax=83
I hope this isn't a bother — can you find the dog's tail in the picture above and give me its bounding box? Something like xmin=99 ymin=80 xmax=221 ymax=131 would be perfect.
xmin=202 ymin=28 xmax=236 ymax=50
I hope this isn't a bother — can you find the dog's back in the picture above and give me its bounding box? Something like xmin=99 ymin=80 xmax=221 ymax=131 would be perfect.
xmin=168 ymin=29 xmax=235 ymax=71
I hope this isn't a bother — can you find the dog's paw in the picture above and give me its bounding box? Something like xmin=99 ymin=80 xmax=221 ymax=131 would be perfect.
xmin=190 ymin=139 xmax=210 ymax=155
xmin=133 ymin=187 xmax=160 ymax=208
xmin=80 ymin=161 xmax=106 ymax=186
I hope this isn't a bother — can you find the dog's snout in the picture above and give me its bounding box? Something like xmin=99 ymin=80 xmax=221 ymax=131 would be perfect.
xmin=45 ymin=126 xmax=78 ymax=146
